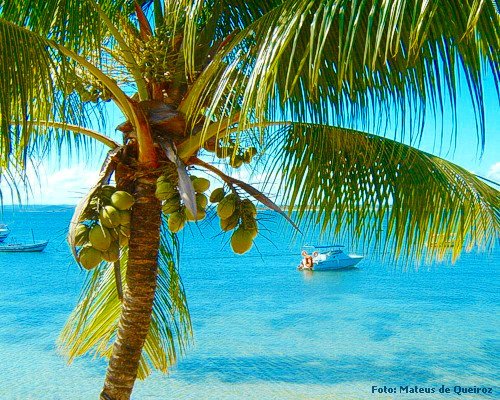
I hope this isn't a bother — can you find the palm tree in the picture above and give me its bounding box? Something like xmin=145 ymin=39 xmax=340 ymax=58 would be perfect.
xmin=1 ymin=1 xmax=499 ymax=399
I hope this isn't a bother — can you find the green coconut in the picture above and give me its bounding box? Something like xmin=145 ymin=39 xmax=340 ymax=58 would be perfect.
xmin=245 ymin=225 xmax=259 ymax=239
xmin=78 ymin=246 xmax=103 ymax=270
xmin=89 ymin=225 xmax=112 ymax=251
xmin=240 ymin=199 xmax=257 ymax=217
xmin=168 ymin=211 xmax=186 ymax=233
xmin=209 ymin=187 xmax=225 ymax=203
xmin=74 ymin=224 xmax=89 ymax=246
xmin=196 ymin=193 xmax=208 ymax=209
xmin=111 ymin=191 xmax=135 ymax=210
xmin=102 ymin=242 xmax=120 ymax=262
xmin=109 ymin=227 xmax=120 ymax=240
xmin=185 ymin=207 xmax=206 ymax=221
xmin=118 ymin=233 xmax=129 ymax=247
xmin=241 ymin=215 xmax=259 ymax=238
xmin=118 ymin=210 xmax=131 ymax=226
xmin=230 ymin=155 xmax=244 ymax=168
xmin=155 ymin=181 xmax=177 ymax=201
xmin=243 ymin=147 xmax=257 ymax=163
xmin=162 ymin=196 xmax=181 ymax=214
xmin=99 ymin=205 xmax=121 ymax=228
xmin=220 ymin=213 xmax=239 ymax=231
xmin=192 ymin=177 xmax=210 ymax=193
xmin=217 ymin=194 xmax=238 ymax=219
xmin=230 ymin=227 xmax=254 ymax=254
xmin=100 ymin=185 xmax=116 ymax=201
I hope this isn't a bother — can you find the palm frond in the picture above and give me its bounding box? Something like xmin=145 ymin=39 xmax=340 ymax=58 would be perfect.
xmin=58 ymin=219 xmax=192 ymax=379
xmin=182 ymin=0 xmax=281 ymax=81
xmin=0 ymin=18 xmax=120 ymax=171
xmin=263 ymin=123 xmax=499 ymax=262
xmin=0 ymin=0 xmax=134 ymax=59
xmin=181 ymin=0 xmax=499 ymax=151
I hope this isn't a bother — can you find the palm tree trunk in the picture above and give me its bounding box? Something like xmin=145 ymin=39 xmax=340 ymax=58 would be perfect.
xmin=100 ymin=173 xmax=161 ymax=400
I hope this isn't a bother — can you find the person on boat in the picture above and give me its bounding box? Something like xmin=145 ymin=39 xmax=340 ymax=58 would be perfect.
xmin=298 ymin=250 xmax=314 ymax=270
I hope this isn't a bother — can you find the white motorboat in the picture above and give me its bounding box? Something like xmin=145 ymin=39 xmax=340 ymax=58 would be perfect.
xmin=0 ymin=224 xmax=9 ymax=242
xmin=0 ymin=240 xmax=48 ymax=252
xmin=299 ymin=245 xmax=364 ymax=271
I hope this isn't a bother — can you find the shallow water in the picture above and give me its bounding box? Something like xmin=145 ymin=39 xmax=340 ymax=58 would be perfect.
xmin=0 ymin=206 xmax=498 ymax=399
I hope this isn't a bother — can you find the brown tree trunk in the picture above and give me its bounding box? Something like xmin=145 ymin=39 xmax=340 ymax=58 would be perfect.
xmin=100 ymin=172 xmax=161 ymax=400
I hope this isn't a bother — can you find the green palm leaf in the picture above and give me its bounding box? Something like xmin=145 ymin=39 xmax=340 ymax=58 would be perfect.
xmin=0 ymin=0 xmax=132 ymax=56
xmin=263 ymin=123 xmax=499 ymax=262
xmin=181 ymin=0 xmax=499 ymax=149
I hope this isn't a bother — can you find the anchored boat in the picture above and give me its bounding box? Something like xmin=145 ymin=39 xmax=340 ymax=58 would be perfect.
xmin=299 ymin=245 xmax=364 ymax=271
xmin=0 ymin=240 xmax=48 ymax=252
xmin=0 ymin=224 xmax=9 ymax=242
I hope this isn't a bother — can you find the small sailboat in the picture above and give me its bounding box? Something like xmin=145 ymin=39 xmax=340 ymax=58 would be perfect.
xmin=0 ymin=229 xmax=48 ymax=252
xmin=0 ymin=240 xmax=48 ymax=252
xmin=299 ymin=245 xmax=364 ymax=271
xmin=0 ymin=224 xmax=9 ymax=242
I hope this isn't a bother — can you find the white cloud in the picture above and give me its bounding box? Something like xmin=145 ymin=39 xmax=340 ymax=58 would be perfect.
xmin=487 ymin=162 xmax=500 ymax=181
xmin=1 ymin=163 xmax=100 ymax=205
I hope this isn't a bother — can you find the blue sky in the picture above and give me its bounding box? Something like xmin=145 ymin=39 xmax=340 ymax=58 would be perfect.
xmin=1 ymin=72 xmax=498 ymax=206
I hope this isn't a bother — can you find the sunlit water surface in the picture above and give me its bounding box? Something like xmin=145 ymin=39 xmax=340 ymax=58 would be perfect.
xmin=0 ymin=206 xmax=498 ymax=399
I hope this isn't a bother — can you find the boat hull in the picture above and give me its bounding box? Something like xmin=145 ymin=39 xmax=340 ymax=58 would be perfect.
xmin=0 ymin=226 xmax=9 ymax=242
xmin=313 ymin=254 xmax=364 ymax=271
xmin=0 ymin=241 xmax=48 ymax=252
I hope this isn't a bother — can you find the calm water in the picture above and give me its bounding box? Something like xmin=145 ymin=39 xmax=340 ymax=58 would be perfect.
xmin=0 ymin=206 xmax=498 ymax=400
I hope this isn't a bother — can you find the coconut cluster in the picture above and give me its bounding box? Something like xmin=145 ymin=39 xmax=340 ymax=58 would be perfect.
xmin=75 ymin=186 xmax=135 ymax=270
xmin=204 ymin=138 xmax=257 ymax=169
xmin=156 ymin=174 xmax=211 ymax=233
xmin=211 ymin=189 xmax=258 ymax=254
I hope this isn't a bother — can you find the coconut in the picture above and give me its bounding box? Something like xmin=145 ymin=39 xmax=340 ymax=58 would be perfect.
xmin=185 ymin=207 xmax=206 ymax=221
xmin=230 ymin=155 xmax=244 ymax=168
xmin=155 ymin=181 xmax=177 ymax=201
xmin=243 ymin=147 xmax=257 ymax=163
xmin=196 ymin=193 xmax=208 ymax=209
xmin=102 ymin=242 xmax=120 ymax=262
xmin=209 ymin=187 xmax=225 ymax=203
xmin=118 ymin=210 xmax=131 ymax=226
xmin=162 ymin=196 xmax=181 ymax=214
xmin=109 ymin=227 xmax=120 ymax=240
xmin=99 ymin=205 xmax=121 ymax=228
xmin=230 ymin=227 xmax=254 ymax=254
xmin=100 ymin=185 xmax=116 ymax=201
xmin=118 ymin=233 xmax=129 ymax=247
xmin=78 ymin=246 xmax=103 ymax=270
xmin=217 ymin=194 xmax=237 ymax=219
xmin=74 ymin=224 xmax=89 ymax=246
xmin=192 ymin=177 xmax=210 ymax=193
xmin=168 ymin=211 xmax=186 ymax=233
xmin=241 ymin=215 xmax=258 ymax=238
xmin=89 ymin=225 xmax=112 ymax=251
xmin=220 ymin=213 xmax=239 ymax=231
xmin=111 ymin=191 xmax=135 ymax=210
xmin=240 ymin=199 xmax=257 ymax=217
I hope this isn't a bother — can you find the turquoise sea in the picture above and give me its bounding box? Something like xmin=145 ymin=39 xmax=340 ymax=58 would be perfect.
xmin=0 ymin=206 xmax=498 ymax=400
